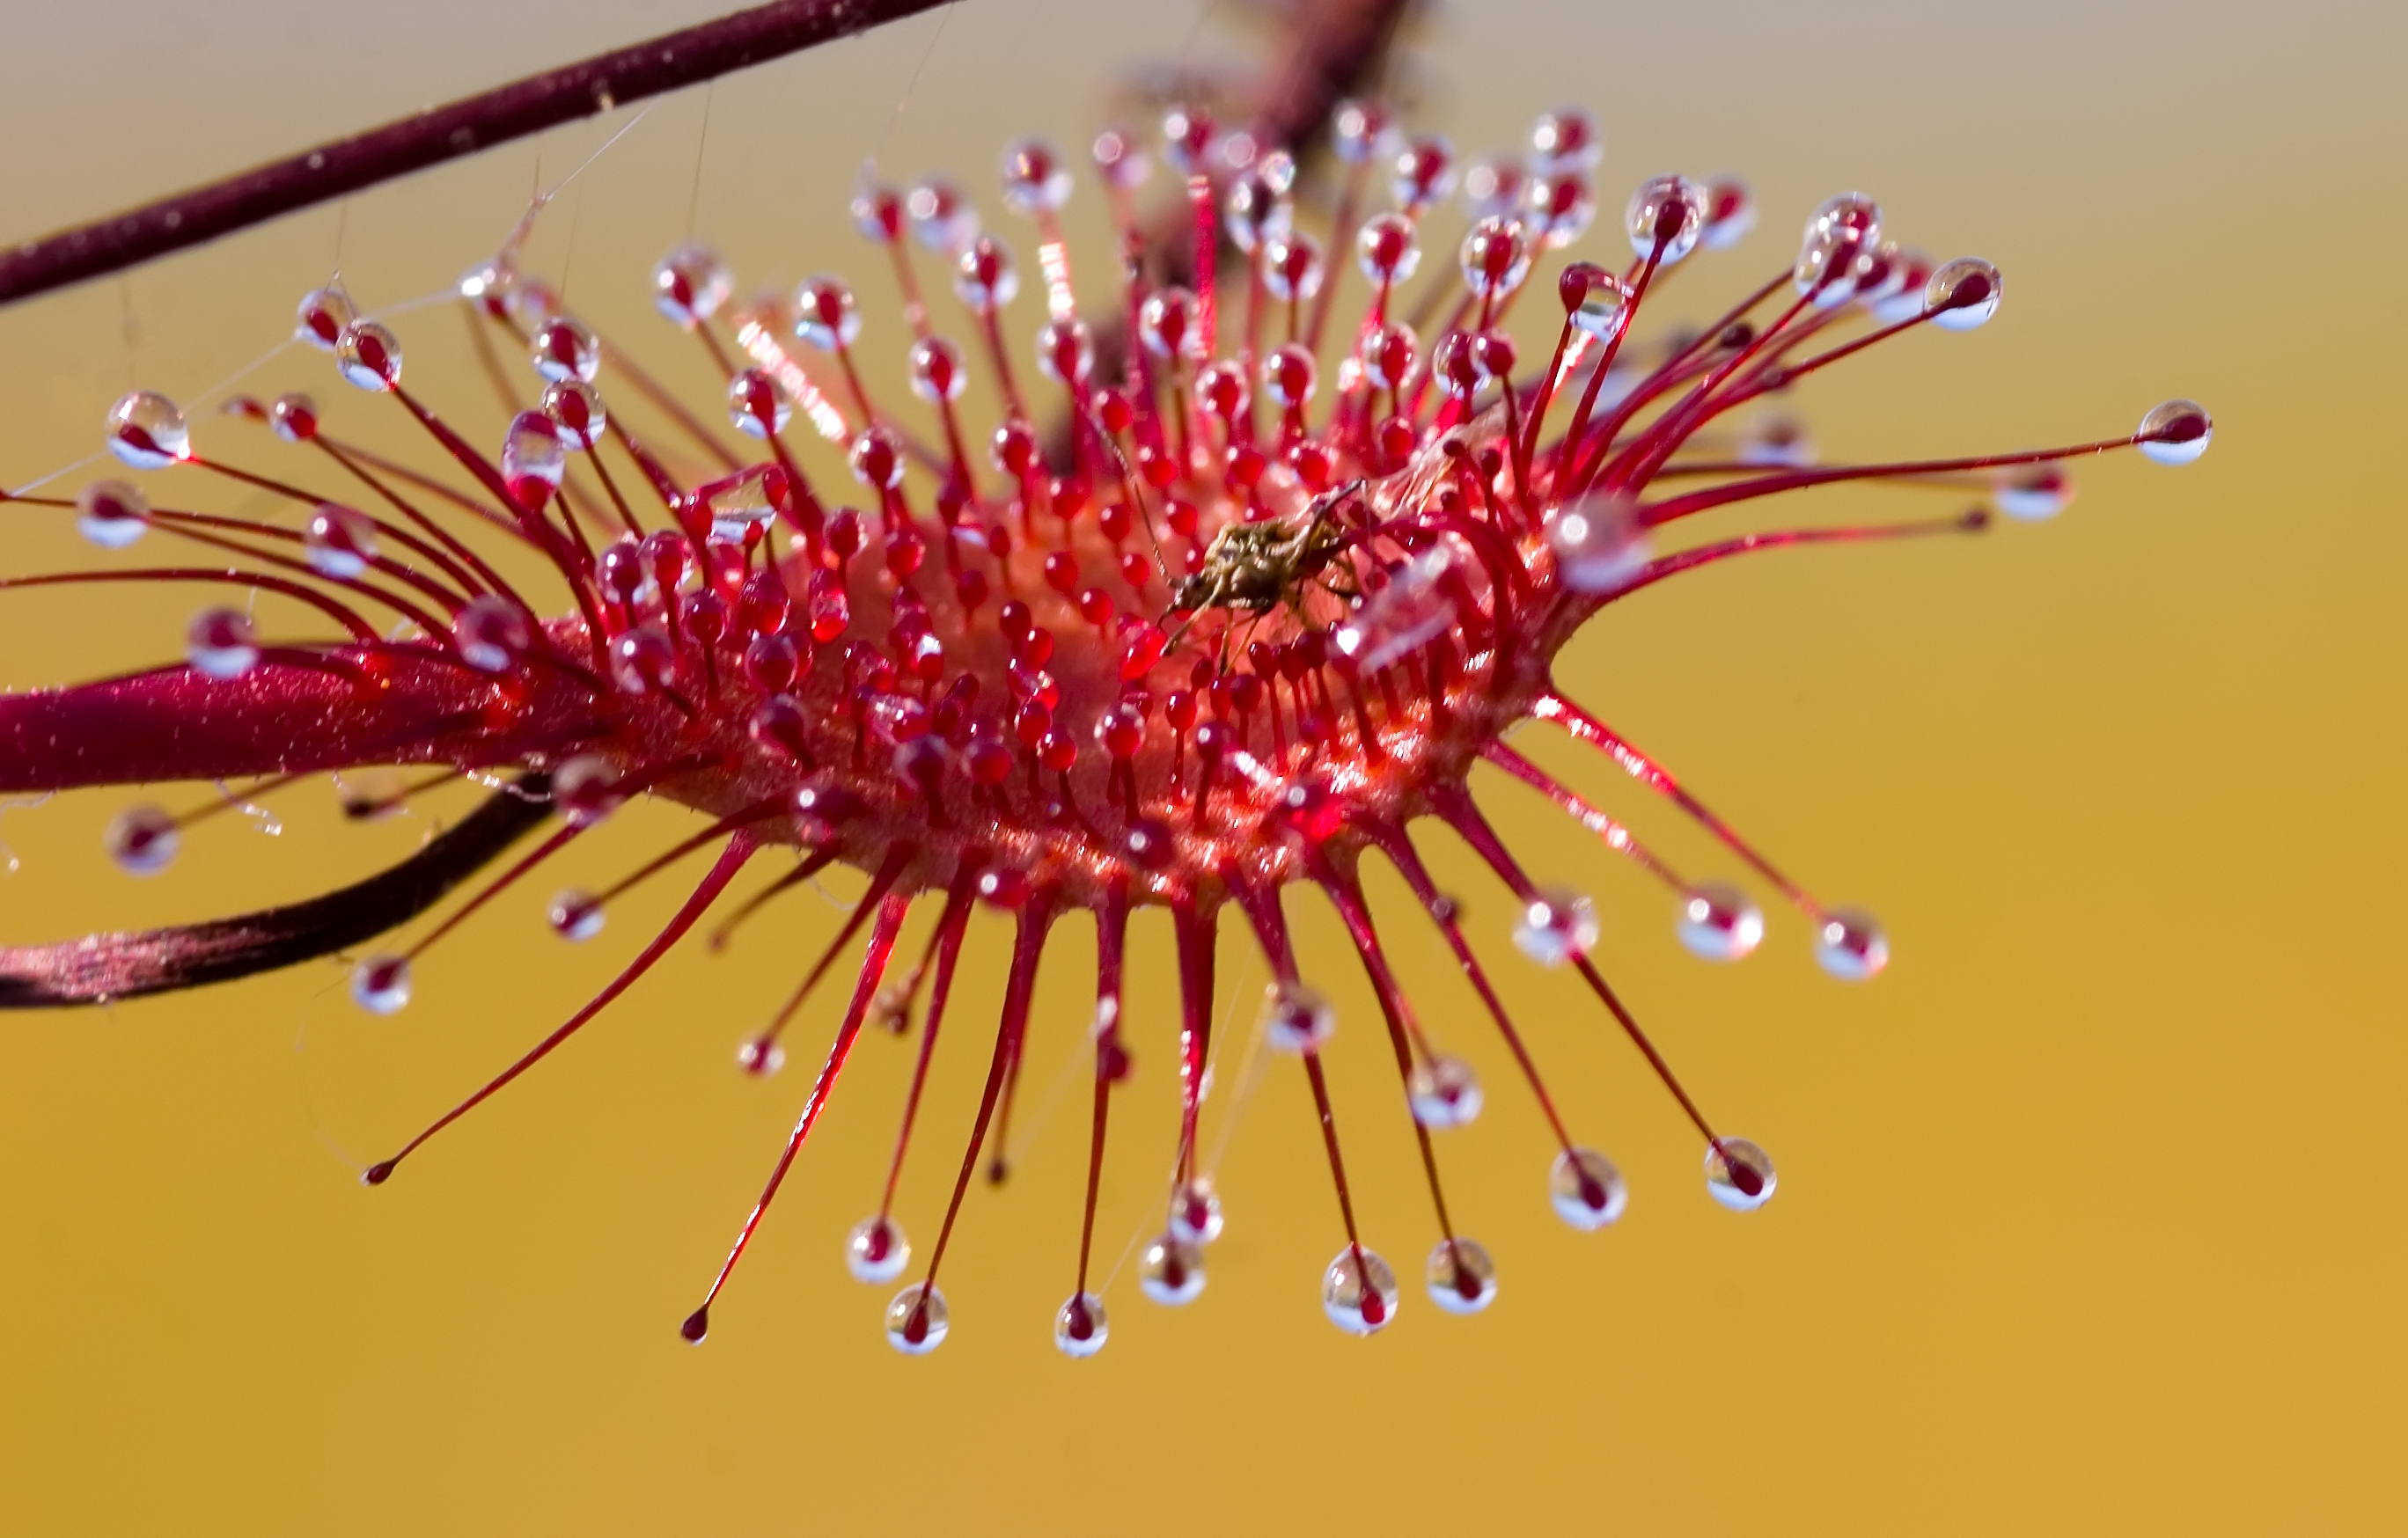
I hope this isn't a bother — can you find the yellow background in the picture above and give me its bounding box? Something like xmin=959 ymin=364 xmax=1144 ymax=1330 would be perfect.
xmin=2 ymin=0 xmax=2402 ymax=1531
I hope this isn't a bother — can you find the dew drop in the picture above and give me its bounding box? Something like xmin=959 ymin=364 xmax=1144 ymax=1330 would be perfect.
xmin=1264 ymin=980 xmax=1336 ymax=1053
xmin=1139 ymin=1234 xmax=1207 ymax=1305
xmin=104 ymin=390 xmax=190 ymax=469
xmin=1547 ymin=492 xmax=1649 ymax=593
xmin=1549 ymin=1146 xmax=1629 ymax=1230
xmin=1514 ymin=887 xmax=1599 ymax=965
xmin=75 ymin=480 xmax=149 ymax=548
xmin=884 ymin=1282 xmax=949 ymax=1354
xmin=1925 ymin=257 xmax=2003 ymax=330
xmin=104 ymin=804 xmax=178 ymax=875
xmin=349 ymin=954 xmax=413 ymax=1015
xmin=547 ymin=888 xmax=604 ymax=942
xmin=294 ymin=287 xmax=356 ymax=351
xmin=1813 ymin=907 xmax=1889 ymax=980
xmin=1425 ymin=1238 xmax=1498 ymax=1315
xmin=1354 ymin=211 xmax=1420 ymax=286
xmin=1322 ymin=1246 xmax=1399 ymax=1337
xmin=2138 ymin=399 xmax=2213 ymax=465
xmin=1705 ymin=1138 xmax=1778 ymax=1212
xmin=845 ymin=1215 xmax=911 ymax=1282
xmin=1169 ymin=1178 xmax=1224 ymax=1244
xmin=304 ymin=502 xmax=378 ymax=579
xmin=1053 ymin=1292 xmax=1109 ymax=1358
xmin=653 ymin=244 xmax=731 ymax=326
xmin=1406 ymin=1053 xmax=1484 ymax=1129
xmin=334 ymin=320 xmax=403 ymax=392
xmin=186 ymin=607 xmax=259 ymax=680
xmin=1678 ymin=883 xmax=1766 ymax=962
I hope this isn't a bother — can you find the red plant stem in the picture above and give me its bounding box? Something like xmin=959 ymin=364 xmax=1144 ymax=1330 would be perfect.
xmin=366 ymin=834 xmax=758 ymax=1183
xmin=0 ymin=0 xmax=958 ymax=306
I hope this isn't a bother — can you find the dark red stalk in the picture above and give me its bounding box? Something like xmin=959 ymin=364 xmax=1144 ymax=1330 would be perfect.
xmin=0 ymin=778 xmax=549 ymax=1007
xmin=0 ymin=0 xmax=957 ymax=306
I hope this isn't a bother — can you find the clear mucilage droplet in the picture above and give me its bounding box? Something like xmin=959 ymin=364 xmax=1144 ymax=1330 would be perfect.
xmin=452 ymin=594 xmax=531 ymax=673
xmin=1813 ymin=908 xmax=1890 ymax=980
xmin=293 ymin=286 xmax=357 ymax=351
xmin=1139 ymin=1234 xmax=1207 ymax=1305
xmin=2138 ymin=399 xmax=2213 ymax=465
xmin=1514 ymin=887 xmax=1600 ymax=965
xmin=792 ymin=275 xmax=861 ymax=351
xmin=349 ymin=954 xmax=413 ymax=1015
xmin=551 ymin=756 xmax=622 ymax=828
xmin=726 ymin=370 xmax=793 ymax=439
xmin=1000 ymin=136 xmax=1075 ymax=216
xmin=845 ymin=1215 xmax=911 ymax=1283
xmin=884 ymin=1283 xmax=949 ymax=1354
xmin=1406 ymin=1053 xmax=1484 ymax=1129
xmin=1169 ymin=1178 xmax=1225 ymax=1244
xmin=1678 ymin=883 xmax=1766 ymax=962
xmin=544 ymin=379 xmax=607 ymax=447
xmin=334 ymin=320 xmax=404 ymax=392
xmin=104 ymin=804 xmax=179 ymax=875
xmin=1425 ymin=1238 xmax=1498 ymax=1315
xmin=1322 ymin=1246 xmax=1399 ymax=1336
xmin=529 ymin=316 xmax=602 ymax=383
xmin=1994 ymin=463 xmax=2073 ymax=521
xmin=304 ymin=503 xmax=378 ymax=580
xmin=186 ymin=608 xmax=260 ymax=680
xmin=104 ymin=390 xmax=190 ymax=470
xmin=547 ymin=888 xmax=605 ymax=942
xmin=1053 ymin=1293 xmax=1109 ymax=1358
xmin=1705 ymin=1139 xmax=1778 ymax=1212
xmin=1626 ymin=173 xmax=1706 ymax=264
xmin=1550 ymin=1146 xmax=1630 ymax=1230
xmin=1794 ymin=193 xmax=1882 ymax=304
xmin=652 ymin=244 xmax=731 ymax=326
xmin=75 ymin=480 xmax=149 ymax=548
xmin=1548 ymin=492 xmax=1650 ymax=594
xmin=1924 ymin=257 xmax=2003 ymax=330
xmin=1265 ymin=980 xmax=1337 ymax=1052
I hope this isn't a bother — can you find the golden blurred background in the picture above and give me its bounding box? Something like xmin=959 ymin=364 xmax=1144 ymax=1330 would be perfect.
xmin=2 ymin=0 xmax=2402 ymax=1531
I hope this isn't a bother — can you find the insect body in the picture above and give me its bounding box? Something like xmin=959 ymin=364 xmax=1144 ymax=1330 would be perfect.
xmin=1165 ymin=480 xmax=1365 ymax=626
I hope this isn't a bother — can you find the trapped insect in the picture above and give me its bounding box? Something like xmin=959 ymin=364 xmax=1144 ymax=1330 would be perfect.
xmin=0 ymin=18 xmax=2211 ymax=1359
